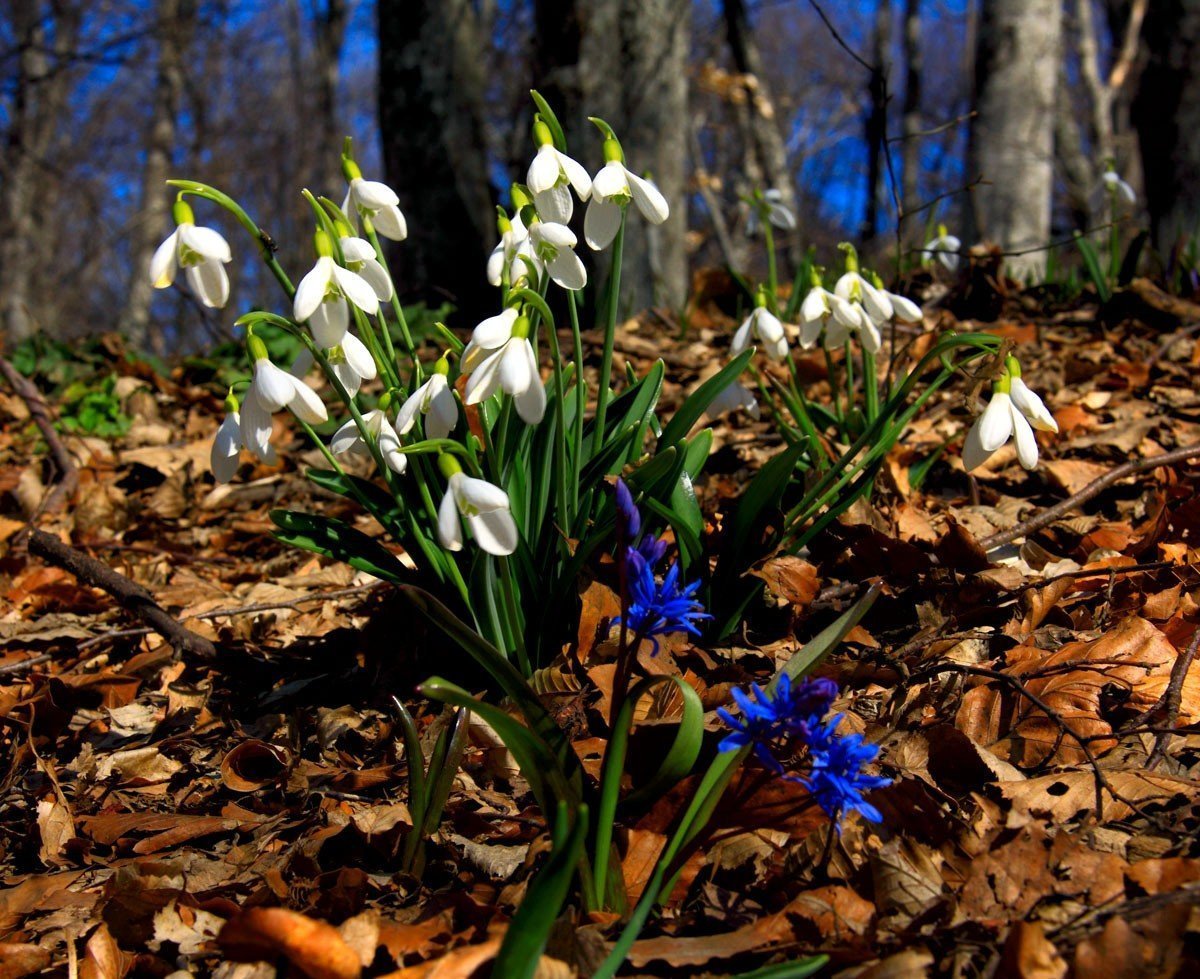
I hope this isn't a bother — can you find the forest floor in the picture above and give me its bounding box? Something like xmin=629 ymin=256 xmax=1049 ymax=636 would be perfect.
xmin=2 ymin=267 xmax=1200 ymax=977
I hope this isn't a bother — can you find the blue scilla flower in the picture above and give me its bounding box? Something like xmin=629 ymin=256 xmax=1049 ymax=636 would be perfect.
xmin=614 ymin=477 xmax=641 ymax=542
xmin=800 ymin=717 xmax=891 ymax=826
xmin=717 ymin=674 xmax=837 ymax=771
xmin=620 ymin=546 xmax=710 ymax=646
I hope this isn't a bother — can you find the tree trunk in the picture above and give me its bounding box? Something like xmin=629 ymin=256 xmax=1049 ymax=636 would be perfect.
xmin=723 ymin=0 xmax=799 ymax=254
xmin=1133 ymin=0 xmax=1200 ymax=251
xmin=377 ymin=0 xmax=495 ymax=322
xmin=968 ymin=0 xmax=1063 ymax=280
xmin=863 ymin=0 xmax=892 ymax=242
xmin=120 ymin=0 xmax=194 ymax=352
xmin=310 ymin=0 xmax=349 ymax=194
xmin=900 ymin=0 xmax=922 ymax=226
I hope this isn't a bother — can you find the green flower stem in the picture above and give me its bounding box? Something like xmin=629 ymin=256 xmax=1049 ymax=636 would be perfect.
xmin=844 ymin=340 xmax=856 ymax=407
xmin=592 ymin=213 xmax=627 ymax=454
xmin=499 ymin=555 xmax=531 ymax=677
xmin=822 ymin=346 xmax=844 ymax=423
xmin=568 ymin=291 xmax=586 ymax=523
xmin=863 ymin=349 xmax=879 ymax=424
xmin=784 ymin=353 xmax=831 ymax=469
xmin=350 ymin=305 xmax=400 ymax=392
xmin=764 ymin=222 xmax=779 ymax=311
xmin=542 ymin=305 xmax=574 ymax=534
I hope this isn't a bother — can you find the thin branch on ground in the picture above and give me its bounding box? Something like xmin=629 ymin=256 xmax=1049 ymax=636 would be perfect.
xmin=0 ymin=355 xmax=79 ymax=516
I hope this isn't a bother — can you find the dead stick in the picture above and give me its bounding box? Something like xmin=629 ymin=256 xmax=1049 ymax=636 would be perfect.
xmin=26 ymin=529 xmax=216 ymax=659
xmin=978 ymin=444 xmax=1200 ymax=550
xmin=1147 ymin=626 xmax=1200 ymax=769
xmin=0 ymin=356 xmax=78 ymax=513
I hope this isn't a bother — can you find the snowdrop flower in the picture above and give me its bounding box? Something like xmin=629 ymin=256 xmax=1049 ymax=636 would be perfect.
xmin=246 ymin=333 xmax=328 ymax=425
xmin=834 ymin=245 xmax=894 ymax=325
xmin=294 ymin=231 xmax=380 ymax=335
xmin=585 ymin=124 xmax=669 ymax=251
xmin=528 ymin=218 xmax=587 ymax=290
xmin=866 ymin=271 xmax=923 ymax=326
xmin=799 ymin=272 xmax=837 ymax=349
xmin=436 ymin=455 xmax=518 ymax=556
xmin=210 ymin=391 xmax=243 ymax=483
xmin=962 ymin=357 xmax=1057 ymax=471
xmin=922 ymin=225 xmax=961 ymax=272
xmin=151 ymin=199 xmax=232 ymax=308
xmin=706 ymin=378 xmax=760 ymax=421
xmin=1101 ymin=168 xmax=1136 ymax=206
xmin=341 ymin=156 xmax=407 ymax=241
xmin=748 ymin=189 xmax=797 ymax=235
xmin=732 ymin=300 xmax=788 ymax=362
xmin=289 ymin=329 xmax=377 ymax=398
xmin=462 ymin=307 xmax=520 ymax=372
xmin=331 ymin=407 xmax=407 ymax=475
xmin=463 ymin=312 xmax=546 ymax=424
xmin=396 ymin=359 xmax=458 ymax=439
xmin=340 ymin=236 xmax=393 ymax=303
xmin=487 ymin=208 xmax=536 ymax=287
xmin=824 ymin=294 xmax=882 ymax=353
xmin=527 ymin=118 xmax=591 ymax=224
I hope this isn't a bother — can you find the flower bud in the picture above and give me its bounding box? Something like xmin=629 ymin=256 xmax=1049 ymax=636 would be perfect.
xmin=172 ymin=199 xmax=195 ymax=226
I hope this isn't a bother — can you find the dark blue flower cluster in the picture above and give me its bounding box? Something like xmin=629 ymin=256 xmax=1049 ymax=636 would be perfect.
xmin=718 ymin=674 xmax=890 ymax=827
xmin=613 ymin=479 xmax=709 ymax=645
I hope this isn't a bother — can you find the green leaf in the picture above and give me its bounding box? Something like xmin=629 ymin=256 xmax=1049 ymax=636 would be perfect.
xmin=731 ymin=955 xmax=829 ymax=979
xmin=493 ymin=802 xmax=588 ymax=979
xmin=530 ymin=89 xmax=568 ymax=152
xmin=1073 ymin=232 xmax=1112 ymax=302
xmin=658 ymin=348 xmax=753 ymax=448
xmin=306 ymin=469 xmax=404 ymax=526
xmin=586 ymin=361 xmax=664 ymax=460
xmin=269 ymin=509 xmax=408 ymax=583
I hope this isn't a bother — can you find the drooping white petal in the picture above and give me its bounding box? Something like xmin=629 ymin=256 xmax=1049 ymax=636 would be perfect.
xmin=437 ymin=487 xmax=463 ymax=551
xmin=254 ymin=360 xmax=298 ymax=413
xmin=860 ymin=317 xmax=882 ymax=355
xmin=861 ymin=281 xmax=893 ymax=323
xmin=1009 ymin=378 xmax=1058 ymax=433
xmin=372 ymin=204 xmax=408 ymax=241
xmin=467 ymin=508 xmax=519 ymax=556
xmin=464 ymin=346 xmax=506 ymax=405
xmin=752 ymin=308 xmax=785 ymax=344
xmin=487 ymin=243 xmax=506 ymax=286
xmin=556 ymin=150 xmax=592 ymax=199
xmin=512 ymin=341 xmax=545 ymax=423
xmin=977 ymin=393 xmax=1015 ymax=452
xmin=767 ymin=202 xmax=796 ymax=230
xmin=498 ymin=338 xmax=534 ymax=397
xmin=592 ymin=160 xmax=629 ymax=200
xmin=290 ymin=348 xmax=315 ymax=378
xmin=961 ymin=416 xmax=993 ymax=471
xmin=288 ymin=378 xmax=328 ymax=424
xmin=340 ymin=236 xmax=376 ymax=263
xmin=800 ymin=288 xmax=828 ymax=324
xmin=534 ymin=183 xmax=575 ymax=226
xmin=833 ymin=272 xmax=859 ymax=302
xmin=707 ymin=381 xmax=759 ymax=421
xmin=547 ymin=249 xmax=587 ymax=291
xmin=456 ymin=474 xmax=511 ymax=513
xmin=528 ymin=145 xmax=562 ymax=194
xmin=1011 ymin=406 xmax=1039 ymax=469
xmin=375 ymin=415 xmax=408 ymax=474
xmin=210 ymin=412 xmax=242 ymax=483
xmin=332 ymin=264 xmax=380 ymax=315
xmin=356 ymin=257 xmax=393 ymax=301
xmin=730 ymin=316 xmax=754 ymax=357
xmin=309 ymin=299 xmax=349 ymax=349
xmin=331 ymin=359 xmax=364 ymax=397
xmin=294 ymin=257 xmax=335 ymax=323
xmin=584 ymin=197 xmax=623 ymax=251
xmin=186 ymin=261 xmax=230 ymax=309
xmin=331 ymin=417 xmax=363 ymax=456
xmin=342 ymin=332 xmax=377 ymax=381
xmin=799 ymin=317 xmax=824 ymax=349
xmin=534 ymin=222 xmax=577 ymax=249
xmin=179 ymin=224 xmax=232 ymax=263
xmin=239 ymin=390 xmax=275 ymax=461
xmin=352 ymin=178 xmax=400 ymax=209
xmin=889 ymin=293 xmax=923 ymax=323
xmin=427 ymin=382 xmax=458 ymax=438
xmin=469 ymin=307 xmax=519 ymax=352
xmin=150 ymin=230 xmax=179 ymax=287
xmin=625 ymin=169 xmax=669 ymax=224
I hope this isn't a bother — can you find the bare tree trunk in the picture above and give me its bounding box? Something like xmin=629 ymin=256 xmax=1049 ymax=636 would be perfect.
xmin=1133 ymin=0 xmax=1200 ymax=252
xmin=900 ymin=0 xmax=922 ymax=226
xmin=968 ymin=0 xmax=1062 ymax=280
xmin=723 ymin=0 xmax=799 ymax=254
xmin=377 ymin=0 xmax=495 ymax=321
xmin=0 ymin=1 xmax=82 ymax=343
xmin=310 ymin=0 xmax=348 ymax=193
xmin=121 ymin=0 xmax=195 ymax=352
xmin=863 ymin=0 xmax=892 ymax=242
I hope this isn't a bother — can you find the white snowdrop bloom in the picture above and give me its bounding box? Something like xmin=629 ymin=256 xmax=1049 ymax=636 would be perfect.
xmin=835 ymin=270 xmax=893 ymax=325
xmin=584 ymin=134 xmax=669 ymax=251
xmin=396 ymin=368 xmax=458 ymax=440
xmin=238 ymin=387 xmax=277 ymax=465
xmin=306 ymin=297 xmax=350 ymax=349
xmin=340 ymin=235 xmax=394 ymax=302
xmin=799 ymin=285 xmax=837 ymax=349
xmin=294 ymin=232 xmax=380 ymax=325
xmin=210 ymin=400 xmax=243 ymax=483
xmin=825 ymin=294 xmax=882 ymax=354
xmin=528 ymin=220 xmax=587 ymax=291
xmin=247 ymin=336 xmax=328 ymax=427
xmin=342 ymin=161 xmax=408 ymax=241
xmin=330 ymin=408 xmax=407 ymax=474
xmin=327 ymin=332 xmax=378 ymax=397
xmin=962 ymin=363 xmax=1057 ymax=472
xmin=487 ymin=210 xmax=535 ymax=287
xmin=884 ymin=290 xmax=923 ymax=324
xmin=462 ymin=307 xmax=521 ymax=373
xmin=706 ymin=379 xmax=760 ymax=422
xmin=463 ymin=314 xmax=546 ymax=425
xmin=922 ymin=227 xmax=962 ymax=272
xmin=436 ymin=460 xmax=519 ymax=556
xmin=731 ymin=306 xmax=788 ymax=362
xmin=527 ymin=122 xmax=592 ymax=225
xmin=748 ymin=189 xmax=797 ymax=235
xmin=150 ymin=200 xmax=232 ymax=308
xmin=1102 ymin=170 xmax=1136 ymax=206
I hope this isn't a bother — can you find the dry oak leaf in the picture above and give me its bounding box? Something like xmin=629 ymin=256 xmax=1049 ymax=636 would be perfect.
xmin=80 ymin=923 xmax=133 ymax=979
xmin=999 ymin=770 xmax=1196 ymax=824
xmin=956 ymin=616 xmax=1194 ymax=767
xmin=0 ymin=944 xmax=52 ymax=979
xmin=1072 ymin=903 xmax=1193 ymax=979
xmin=997 ymin=920 xmax=1067 ymax=979
xmin=218 ymin=907 xmax=362 ymax=979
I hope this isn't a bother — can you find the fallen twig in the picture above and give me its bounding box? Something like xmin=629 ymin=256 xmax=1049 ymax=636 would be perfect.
xmin=26 ymin=529 xmax=217 ymax=659
xmin=1146 ymin=626 xmax=1200 ymax=769
xmin=979 ymin=443 xmax=1200 ymax=550
xmin=0 ymin=355 xmax=78 ymax=515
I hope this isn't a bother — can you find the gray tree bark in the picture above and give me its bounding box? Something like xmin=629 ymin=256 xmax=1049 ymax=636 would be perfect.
xmin=120 ymin=0 xmax=195 ymax=352
xmin=967 ymin=0 xmax=1062 ymax=280
xmin=377 ymin=0 xmax=495 ymax=321
xmin=1133 ymin=0 xmax=1200 ymax=251
xmin=900 ymin=0 xmax=922 ymax=225
xmin=863 ymin=0 xmax=893 ymax=242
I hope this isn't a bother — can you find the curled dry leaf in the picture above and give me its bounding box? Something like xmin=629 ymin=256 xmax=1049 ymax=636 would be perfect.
xmin=221 ymin=739 xmax=292 ymax=792
xmin=218 ymin=907 xmax=363 ymax=979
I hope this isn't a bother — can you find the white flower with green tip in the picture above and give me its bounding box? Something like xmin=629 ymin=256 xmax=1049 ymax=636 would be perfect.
xmin=584 ymin=125 xmax=669 ymax=251
xmin=331 ymin=408 xmax=407 ymax=475
xmin=463 ymin=312 xmax=546 ymax=424
xmin=396 ymin=362 xmax=458 ymax=440
xmin=436 ymin=455 xmax=518 ymax=556
xmin=150 ymin=199 xmax=232 ymax=308
xmin=342 ymin=158 xmax=407 ymax=241
xmin=527 ymin=119 xmax=591 ymax=224
xmin=962 ymin=358 xmax=1058 ymax=471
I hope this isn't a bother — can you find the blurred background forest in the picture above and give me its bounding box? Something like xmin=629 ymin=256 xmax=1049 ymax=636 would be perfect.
xmin=0 ymin=0 xmax=1192 ymax=355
